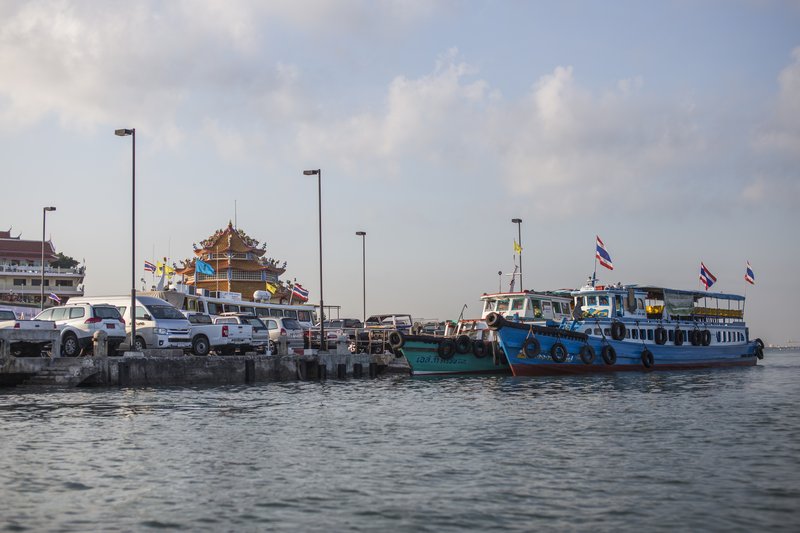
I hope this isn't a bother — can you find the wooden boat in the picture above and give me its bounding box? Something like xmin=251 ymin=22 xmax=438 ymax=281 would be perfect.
xmin=487 ymin=282 xmax=763 ymax=376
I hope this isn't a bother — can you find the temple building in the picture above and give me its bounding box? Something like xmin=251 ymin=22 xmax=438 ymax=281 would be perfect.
xmin=0 ymin=229 xmax=85 ymax=314
xmin=176 ymin=222 xmax=294 ymax=303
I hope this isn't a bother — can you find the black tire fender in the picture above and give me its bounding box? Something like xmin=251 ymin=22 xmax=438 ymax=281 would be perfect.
xmin=437 ymin=339 xmax=456 ymax=360
xmin=455 ymin=335 xmax=472 ymax=354
xmin=654 ymin=327 xmax=667 ymax=346
xmin=601 ymin=345 xmax=617 ymax=365
xmin=579 ymin=344 xmax=595 ymax=365
xmin=388 ymin=330 xmax=405 ymax=349
xmin=674 ymin=329 xmax=684 ymax=346
xmin=550 ymin=342 xmax=568 ymax=363
xmin=485 ymin=312 xmax=505 ymax=329
xmin=472 ymin=340 xmax=488 ymax=358
xmin=701 ymin=330 xmax=711 ymax=346
xmin=755 ymin=345 xmax=764 ymax=360
xmin=522 ymin=337 xmax=541 ymax=358
xmin=641 ymin=348 xmax=654 ymax=369
xmin=611 ymin=321 xmax=626 ymax=341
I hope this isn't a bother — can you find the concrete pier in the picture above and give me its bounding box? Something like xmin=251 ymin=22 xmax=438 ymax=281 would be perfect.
xmin=0 ymin=351 xmax=405 ymax=388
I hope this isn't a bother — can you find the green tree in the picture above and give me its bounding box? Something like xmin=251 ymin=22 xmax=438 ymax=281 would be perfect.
xmin=50 ymin=252 xmax=79 ymax=269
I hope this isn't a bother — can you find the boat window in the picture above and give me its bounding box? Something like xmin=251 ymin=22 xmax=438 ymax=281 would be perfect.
xmin=599 ymin=295 xmax=609 ymax=306
xmin=594 ymin=328 xmax=602 ymax=335
xmin=587 ymin=296 xmax=598 ymax=306
xmin=483 ymin=300 xmax=495 ymax=313
xmin=632 ymin=329 xmax=638 ymax=339
xmin=496 ymin=299 xmax=510 ymax=312
xmin=285 ymin=310 xmax=298 ymax=319
xmin=626 ymin=329 xmax=632 ymax=339
xmin=585 ymin=328 xmax=592 ymax=335
xmin=640 ymin=329 xmax=647 ymax=340
xmin=511 ymin=298 xmax=525 ymax=311
xmin=637 ymin=298 xmax=645 ymax=310
xmin=647 ymin=329 xmax=653 ymax=341
xmin=604 ymin=328 xmax=611 ymax=336
xmin=224 ymin=304 xmax=240 ymax=313
xmin=668 ymin=330 xmax=674 ymax=342
xmin=574 ymin=297 xmax=584 ymax=307
xmin=207 ymin=302 xmax=219 ymax=315
xmin=298 ymin=311 xmax=312 ymax=323
xmin=255 ymin=308 xmax=269 ymax=317
xmin=240 ymin=306 xmax=255 ymax=315
xmin=269 ymin=308 xmax=282 ymax=317
xmin=553 ymin=302 xmax=564 ymax=314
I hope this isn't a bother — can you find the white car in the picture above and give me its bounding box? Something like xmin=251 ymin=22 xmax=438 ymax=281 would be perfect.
xmin=35 ymin=303 xmax=127 ymax=356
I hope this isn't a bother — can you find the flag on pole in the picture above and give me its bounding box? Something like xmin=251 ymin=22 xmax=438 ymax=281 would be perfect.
xmin=513 ymin=240 xmax=522 ymax=254
xmin=144 ymin=260 xmax=156 ymax=273
xmin=745 ymin=261 xmax=755 ymax=285
xmin=195 ymin=259 xmax=215 ymax=275
xmin=292 ymin=283 xmax=309 ymax=302
xmin=48 ymin=292 xmax=61 ymax=303
xmin=265 ymin=282 xmax=279 ymax=295
xmin=700 ymin=262 xmax=717 ymax=290
xmin=156 ymin=261 xmax=176 ymax=277
xmin=595 ymin=236 xmax=613 ymax=270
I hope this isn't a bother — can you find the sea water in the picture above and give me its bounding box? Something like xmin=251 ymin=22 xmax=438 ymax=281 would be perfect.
xmin=1 ymin=350 xmax=798 ymax=532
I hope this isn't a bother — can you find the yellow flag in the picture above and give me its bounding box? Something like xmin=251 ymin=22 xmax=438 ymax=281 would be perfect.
xmin=513 ymin=240 xmax=522 ymax=254
xmin=265 ymin=282 xmax=278 ymax=295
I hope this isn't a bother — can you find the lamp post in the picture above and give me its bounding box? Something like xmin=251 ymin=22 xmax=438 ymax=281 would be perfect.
xmin=356 ymin=231 xmax=366 ymax=324
xmin=40 ymin=206 xmax=56 ymax=310
xmin=115 ymin=128 xmax=136 ymax=351
xmin=303 ymin=168 xmax=325 ymax=351
xmin=512 ymin=218 xmax=523 ymax=289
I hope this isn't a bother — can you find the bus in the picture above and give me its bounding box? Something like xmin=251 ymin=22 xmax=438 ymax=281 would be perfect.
xmin=142 ymin=286 xmax=317 ymax=328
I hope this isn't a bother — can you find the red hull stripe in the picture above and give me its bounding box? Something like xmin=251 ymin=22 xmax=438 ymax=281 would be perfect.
xmin=510 ymin=358 xmax=757 ymax=376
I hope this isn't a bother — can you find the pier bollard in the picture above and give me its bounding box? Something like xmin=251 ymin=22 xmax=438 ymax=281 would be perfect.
xmin=369 ymin=362 xmax=378 ymax=378
xmin=279 ymin=335 xmax=288 ymax=356
xmin=245 ymin=359 xmax=256 ymax=383
xmin=318 ymin=363 xmax=327 ymax=380
xmin=353 ymin=363 xmax=363 ymax=378
xmin=93 ymin=330 xmax=108 ymax=357
xmin=337 ymin=363 xmax=347 ymax=379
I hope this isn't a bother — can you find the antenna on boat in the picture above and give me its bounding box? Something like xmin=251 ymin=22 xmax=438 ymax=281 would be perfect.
xmin=457 ymin=304 xmax=467 ymax=322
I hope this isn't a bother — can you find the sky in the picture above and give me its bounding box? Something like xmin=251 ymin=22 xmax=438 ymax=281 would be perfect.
xmin=1 ymin=0 xmax=798 ymax=344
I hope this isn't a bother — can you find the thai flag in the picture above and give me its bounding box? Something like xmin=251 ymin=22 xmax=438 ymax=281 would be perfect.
xmin=595 ymin=236 xmax=613 ymax=270
xmin=700 ymin=262 xmax=717 ymax=290
xmin=745 ymin=262 xmax=755 ymax=285
xmin=292 ymin=284 xmax=309 ymax=302
xmin=144 ymin=260 xmax=156 ymax=273
xmin=48 ymin=293 xmax=61 ymax=303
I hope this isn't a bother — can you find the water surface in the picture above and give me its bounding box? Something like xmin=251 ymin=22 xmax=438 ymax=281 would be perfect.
xmin=1 ymin=350 xmax=799 ymax=531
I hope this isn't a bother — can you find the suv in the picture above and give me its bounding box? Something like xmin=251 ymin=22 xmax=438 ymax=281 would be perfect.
xmin=214 ymin=313 xmax=269 ymax=354
xmin=35 ymin=303 xmax=127 ymax=356
xmin=306 ymin=318 xmax=363 ymax=350
xmin=260 ymin=316 xmax=305 ymax=353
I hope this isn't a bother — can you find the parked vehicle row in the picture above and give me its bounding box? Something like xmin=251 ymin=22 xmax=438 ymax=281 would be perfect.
xmin=0 ymin=308 xmax=57 ymax=357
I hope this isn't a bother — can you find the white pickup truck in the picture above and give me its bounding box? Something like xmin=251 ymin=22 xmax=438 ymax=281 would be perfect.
xmin=0 ymin=308 xmax=58 ymax=357
xmin=184 ymin=312 xmax=253 ymax=355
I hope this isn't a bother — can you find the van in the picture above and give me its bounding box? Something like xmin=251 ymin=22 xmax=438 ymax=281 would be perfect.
xmin=69 ymin=295 xmax=192 ymax=351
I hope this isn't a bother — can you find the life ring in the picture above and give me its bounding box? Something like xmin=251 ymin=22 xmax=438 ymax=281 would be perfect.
xmin=437 ymin=339 xmax=456 ymax=360
xmin=579 ymin=344 xmax=595 ymax=365
xmin=455 ymin=335 xmax=472 ymax=354
xmin=601 ymin=345 xmax=617 ymax=365
xmin=485 ymin=312 xmax=504 ymax=329
xmin=550 ymin=342 xmax=568 ymax=363
xmin=674 ymin=329 xmax=684 ymax=346
xmin=522 ymin=337 xmax=541 ymax=358
xmin=654 ymin=327 xmax=667 ymax=345
xmin=388 ymin=330 xmax=405 ymax=349
xmin=611 ymin=321 xmax=626 ymax=341
xmin=473 ymin=340 xmax=488 ymax=358
xmin=701 ymin=330 xmax=711 ymax=346
xmin=641 ymin=348 xmax=654 ymax=369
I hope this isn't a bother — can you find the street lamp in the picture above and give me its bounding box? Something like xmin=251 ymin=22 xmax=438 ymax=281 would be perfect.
xmin=303 ymin=168 xmax=325 ymax=351
xmin=40 ymin=206 xmax=56 ymax=310
xmin=115 ymin=128 xmax=136 ymax=351
xmin=512 ymin=218 xmax=523 ymax=289
xmin=356 ymin=231 xmax=366 ymax=323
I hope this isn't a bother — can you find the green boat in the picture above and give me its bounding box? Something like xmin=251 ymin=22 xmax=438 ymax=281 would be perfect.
xmin=388 ymin=320 xmax=510 ymax=376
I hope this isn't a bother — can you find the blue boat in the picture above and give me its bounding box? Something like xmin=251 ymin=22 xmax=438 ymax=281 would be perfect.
xmin=487 ymin=282 xmax=763 ymax=376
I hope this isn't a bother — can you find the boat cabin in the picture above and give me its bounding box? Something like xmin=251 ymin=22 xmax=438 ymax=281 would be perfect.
xmin=480 ymin=291 xmax=572 ymax=322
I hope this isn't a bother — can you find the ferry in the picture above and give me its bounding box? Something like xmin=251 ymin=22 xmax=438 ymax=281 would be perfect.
xmin=390 ymin=290 xmax=572 ymax=376
xmin=487 ymin=280 xmax=763 ymax=376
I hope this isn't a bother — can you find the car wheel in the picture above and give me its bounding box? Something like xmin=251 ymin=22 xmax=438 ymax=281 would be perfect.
xmin=134 ymin=336 xmax=146 ymax=351
xmin=62 ymin=333 xmax=80 ymax=357
xmin=192 ymin=336 xmax=210 ymax=356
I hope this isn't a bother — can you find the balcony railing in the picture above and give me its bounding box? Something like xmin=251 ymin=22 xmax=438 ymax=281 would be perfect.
xmin=0 ymin=265 xmax=85 ymax=276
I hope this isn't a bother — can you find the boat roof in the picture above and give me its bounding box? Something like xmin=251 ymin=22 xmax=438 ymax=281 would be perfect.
xmin=480 ymin=290 xmax=570 ymax=300
xmin=573 ymin=284 xmax=745 ymax=302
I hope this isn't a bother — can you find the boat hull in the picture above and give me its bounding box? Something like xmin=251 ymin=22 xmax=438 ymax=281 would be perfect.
xmin=492 ymin=319 xmax=759 ymax=376
xmin=400 ymin=336 xmax=510 ymax=376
